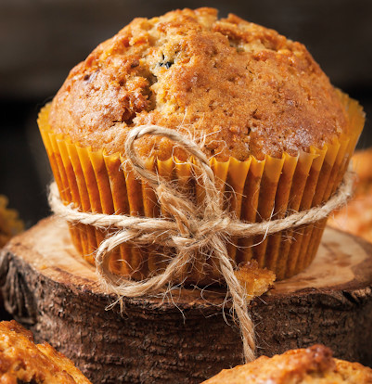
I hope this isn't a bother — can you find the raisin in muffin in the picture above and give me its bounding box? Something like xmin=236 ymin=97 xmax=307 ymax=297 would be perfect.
xmin=38 ymin=7 xmax=364 ymax=283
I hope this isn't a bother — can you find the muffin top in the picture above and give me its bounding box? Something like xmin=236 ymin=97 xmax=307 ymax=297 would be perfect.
xmin=49 ymin=7 xmax=348 ymax=161
xmin=0 ymin=320 xmax=92 ymax=383
xmin=202 ymin=345 xmax=372 ymax=384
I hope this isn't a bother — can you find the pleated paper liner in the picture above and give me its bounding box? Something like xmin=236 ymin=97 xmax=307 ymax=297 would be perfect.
xmin=38 ymin=92 xmax=364 ymax=283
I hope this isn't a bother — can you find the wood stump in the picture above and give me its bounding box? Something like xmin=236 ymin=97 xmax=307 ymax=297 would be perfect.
xmin=0 ymin=216 xmax=371 ymax=384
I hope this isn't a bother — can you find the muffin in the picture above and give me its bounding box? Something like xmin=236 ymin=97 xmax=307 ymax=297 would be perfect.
xmin=328 ymin=148 xmax=372 ymax=243
xmin=202 ymin=344 xmax=372 ymax=383
xmin=0 ymin=196 xmax=23 ymax=248
xmin=0 ymin=320 xmax=91 ymax=383
xmin=38 ymin=7 xmax=364 ymax=283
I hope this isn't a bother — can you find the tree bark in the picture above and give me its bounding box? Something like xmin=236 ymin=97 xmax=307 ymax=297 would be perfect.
xmin=0 ymin=216 xmax=371 ymax=384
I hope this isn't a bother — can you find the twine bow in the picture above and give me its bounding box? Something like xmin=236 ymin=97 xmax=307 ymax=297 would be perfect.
xmin=49 ymin=125 xmax=354 ymax=363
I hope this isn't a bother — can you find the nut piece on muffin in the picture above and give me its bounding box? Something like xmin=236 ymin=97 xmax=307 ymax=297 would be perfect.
xmin=39 ymin=7 xmax=364 ymax=282
xmin=0 ymin=320 xmax=91 ymax=384
xmin=202 ymin=344 xmax=372 ymax=384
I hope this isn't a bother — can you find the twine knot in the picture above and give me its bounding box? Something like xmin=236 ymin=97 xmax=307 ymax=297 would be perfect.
xmin=49 ymin=124 xmax=354 ymax=363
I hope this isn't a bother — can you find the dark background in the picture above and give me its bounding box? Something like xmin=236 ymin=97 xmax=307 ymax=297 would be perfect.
xmin=1 ymin=0 xmax=371 ymax=229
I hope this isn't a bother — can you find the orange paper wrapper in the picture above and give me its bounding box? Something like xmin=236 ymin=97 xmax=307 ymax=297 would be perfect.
xmin=38 ymin=92 xmax=364 ymax=283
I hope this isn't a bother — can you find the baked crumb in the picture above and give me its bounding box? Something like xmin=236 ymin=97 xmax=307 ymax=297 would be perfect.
xmin=234 ymin=260 xmax=276 ymax=299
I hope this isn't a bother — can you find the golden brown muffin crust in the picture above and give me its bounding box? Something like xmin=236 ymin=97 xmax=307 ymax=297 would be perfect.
xmin=49 ymin=7 xmax=348 ymax=161
xmin=0 ymin=320 xmax=91 ymax=384
xmin=202 ymin=345 xmax=372 ymax=383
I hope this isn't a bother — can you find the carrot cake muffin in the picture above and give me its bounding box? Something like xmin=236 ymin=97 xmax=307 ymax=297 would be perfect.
xmin=39 ymin=7 xmax=364 ymax=282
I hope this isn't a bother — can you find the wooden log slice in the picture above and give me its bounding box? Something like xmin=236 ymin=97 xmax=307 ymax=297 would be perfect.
xmin=0 ymin=216 xmax=371 ymax=384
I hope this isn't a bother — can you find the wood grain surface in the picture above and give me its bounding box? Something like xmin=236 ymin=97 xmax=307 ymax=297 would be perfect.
xmin=0 ymin=216 xmax=371 ymax=383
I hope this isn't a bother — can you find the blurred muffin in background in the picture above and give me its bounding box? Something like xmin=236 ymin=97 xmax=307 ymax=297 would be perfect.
xmin=0 ymin=195 xmax=24 ymax=248
xmin=328 ymin=148 xmax=372 ymax=243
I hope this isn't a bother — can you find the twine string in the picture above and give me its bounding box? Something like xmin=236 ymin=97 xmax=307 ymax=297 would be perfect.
xmin=49 ymin=124 xmax=354 ymax=363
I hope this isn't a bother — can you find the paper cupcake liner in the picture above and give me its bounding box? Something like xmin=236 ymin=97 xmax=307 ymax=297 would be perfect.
xmin=38 ymin=92 xmax=364 ymax=283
